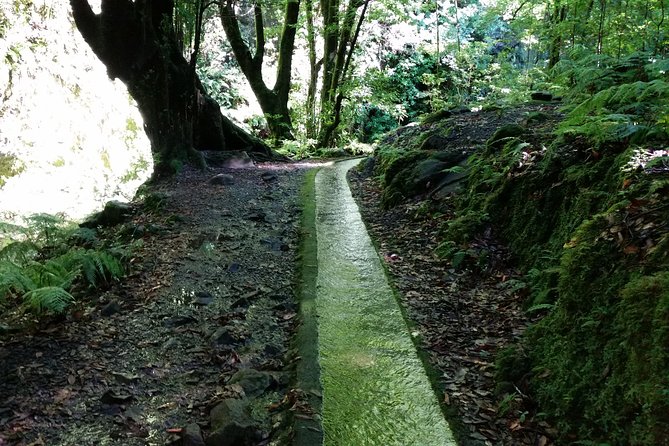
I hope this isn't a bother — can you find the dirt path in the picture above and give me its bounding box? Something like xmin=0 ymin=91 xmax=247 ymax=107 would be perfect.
xmin=0 ymin=162 xmax=312 ymax=446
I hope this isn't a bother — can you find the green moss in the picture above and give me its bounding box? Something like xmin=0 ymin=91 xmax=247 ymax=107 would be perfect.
xmin=437 ymin=115 xmax=669 ymax=444
xmin=485 ymin=123 xmax=525 ymax=151
xmin=527 ymin=215 xmax=669 ymax=444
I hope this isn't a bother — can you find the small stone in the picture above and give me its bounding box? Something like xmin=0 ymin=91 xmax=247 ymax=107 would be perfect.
xmin=206 ymin=398 xmax=262 ymax=446
xmin=111 ymin=372 xmax=140 ymax=384
xmin=209 ymin=174 xmax=235 ymax=186
xmin=183 ymin=423 xmax=206 ymax=446
xmin=100 ymin=300 xmax=121 ymax=317
xmin=261 ymin=172 xmax=278 ymax=182
xmin=531 ymin=91 xmax=553 ymax=101
xmin=162 ymin=337 xmax=178 ymax=351
xmin=163 ymin=315 xmax=198 ymax=327
xmin=227 ymin=369 xmax=273 ymax=397
xmin=100 ymin=389 xmax=133 ymax=405
xmin=194 ymin=291 xmax=214 ymax=306
xmin=246 ymin=210 xmax=266 ymax=222
xmin=210 ymin=327 xmax=236 ymax=346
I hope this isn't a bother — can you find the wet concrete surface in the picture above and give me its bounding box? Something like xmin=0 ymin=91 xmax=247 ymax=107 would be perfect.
xmin=314 ymin=159 xmax=456 ymax=445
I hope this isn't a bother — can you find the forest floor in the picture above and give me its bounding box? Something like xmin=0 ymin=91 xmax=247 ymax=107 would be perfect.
xmin=0 ymin=162 xmax=315 ymax=446
xmin=0 ymin=105 xmax=561 ymax=446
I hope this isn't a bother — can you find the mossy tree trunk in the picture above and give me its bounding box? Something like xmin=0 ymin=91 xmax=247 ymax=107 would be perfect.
xmin=219 ymin=0 xmax=299 ymax=141
xmin=70 ymin=0 xmax=271 ymax=178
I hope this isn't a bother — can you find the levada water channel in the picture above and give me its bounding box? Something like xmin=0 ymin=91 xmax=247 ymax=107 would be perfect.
xmin=307 ymin=158 xmax=456 ymax=445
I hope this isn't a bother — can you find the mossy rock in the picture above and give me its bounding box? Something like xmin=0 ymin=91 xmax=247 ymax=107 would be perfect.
xmin=530 ymin=91 xmax=554 ymax=101
xmin=419 ymin=133 xmax=450 ymax=151
xmin=526 ymin=111 xmax=550 ymax=125
xmin=382 ymin=149 xmax=469 ymax=207
xmin=382 ymin=150 xmax=430 ymax=188
xmin=486 ymin=124 xmax=526 ymax=151
xmin=420 ymin=108 xmax=452 ymax=125
xmin=80 ymin=200 xmax=133 ymax=228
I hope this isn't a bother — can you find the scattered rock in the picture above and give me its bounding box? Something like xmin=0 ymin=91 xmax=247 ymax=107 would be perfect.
xmin=111 ymin=372 xmax=141 ymax=384
xmin=261 ymin=172 xmax=278 ymax=182
xmin=182 ymin=423 xmax=206 ymax=446
xmin=531 ymin=91 xmax=554 ymax=101
xmin=193 ymin=291 xmax=214 ymax=306
xmin=163 ymin=315 xmax=198 ymax=328
xmin=209 ymin=327 xmax=236 ymax=346
xmin=206 ymin=398 xmax=262 ymax=446
xmin=80 ymin=200 xmax=133 ymax=228
xmin=419 ymin=134 xmax=450 ymax=151
xmin=486 ymin=124 xmax=526 ymax=151
xmin=246 ymin=209 xmax=267 ymax=222
xmin=162 ymin=337 xmax=178 ymax=351
xmin=209 ymin=174 xmax=235 ymax=186
xmin=100 ymin=300 xmax=121 ymax=317
xmin=100 ymin=389 xmax=133 ymax=405
xmin=227 ymin=369 xmax=273 ymax=397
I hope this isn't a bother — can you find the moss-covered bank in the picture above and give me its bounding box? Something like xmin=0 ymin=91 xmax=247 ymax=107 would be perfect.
xmin=367 ymin=100 xmax=669 ymax=444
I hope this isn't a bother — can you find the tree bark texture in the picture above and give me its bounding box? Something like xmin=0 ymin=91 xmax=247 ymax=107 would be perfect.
xmin=70 ymin=0 xmax=270 ymax=177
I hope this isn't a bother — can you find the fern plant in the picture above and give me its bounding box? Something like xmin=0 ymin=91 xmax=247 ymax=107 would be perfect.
xmin=558 ymin=80 xmax=669 ymax=147
xmin=0 ymin=214 xmax=128 ymax=314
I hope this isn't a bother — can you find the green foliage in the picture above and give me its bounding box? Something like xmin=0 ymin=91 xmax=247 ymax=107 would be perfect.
xmin=276 ymin=139 xmax=318 ymax=160
xmin=0 ymin=153 xmax=24 ymax=187
xmin=559 ymin=80 xmax=669 ymax=147
xmin=0 ymin=214 xmax=127 ymax=314
xmin=351 ymin=103 xmax=398 ymax=143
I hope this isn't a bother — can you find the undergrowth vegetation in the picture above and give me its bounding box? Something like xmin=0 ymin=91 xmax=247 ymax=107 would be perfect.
xmin=0 ymin=214 xmax=129 ymax=314
xmin=368 ymin=51 xmax=669 ymax=445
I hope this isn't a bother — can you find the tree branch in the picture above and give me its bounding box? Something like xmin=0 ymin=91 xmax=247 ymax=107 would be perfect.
xmin=253 ymin=1 xmax=266 ymax=65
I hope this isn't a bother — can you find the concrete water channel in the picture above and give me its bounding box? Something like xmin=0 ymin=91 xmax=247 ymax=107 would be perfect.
xmin=308 ymin=159 xmax=456 ymax=445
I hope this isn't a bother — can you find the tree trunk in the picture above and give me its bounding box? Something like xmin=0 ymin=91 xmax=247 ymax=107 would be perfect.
xmin=318 ymin=0 xmax=371 ymax=147
xmin=317 ymin=0 xmax=369 ymax=147
xmin=548 ymin=0 xmax=567 ymax=69
xmin=305 ymin=0 xmax=321 ymax=138
xmin=219 ymin=0 xmax=299 ymax=141
xmin=70 ymin=0 xmax=270 ymax=178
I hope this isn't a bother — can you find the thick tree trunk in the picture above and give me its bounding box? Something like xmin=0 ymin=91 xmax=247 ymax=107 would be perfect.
xmin=70 ymin=0 xmax=270 ymax=177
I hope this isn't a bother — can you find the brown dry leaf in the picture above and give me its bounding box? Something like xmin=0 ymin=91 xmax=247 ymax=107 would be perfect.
xmin=443 ymin=392 xmax=450 ymax=405
xmin=157 ymin=401 xmax=178 ymax=410
xmin=623 ymin=244 xmax=640 ymax=255
xmin=54 ymin=389 xmax=73 ymax=404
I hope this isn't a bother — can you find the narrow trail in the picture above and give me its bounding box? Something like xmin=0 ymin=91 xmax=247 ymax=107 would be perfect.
xmin=312 ymin=159 xmax=455 ymax=445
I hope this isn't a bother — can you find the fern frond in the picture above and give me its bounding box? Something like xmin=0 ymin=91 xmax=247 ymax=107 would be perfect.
xmin=0 ymin=260 xmax=36 ymax=297
xmin=69 ymin=227 xmax=99 ymax=248
xmin=38 ymin=258 xmax=78 ymax=288
xmin=23 ymin=286 xmax=74 ymax=313
xmin=0 ymin=240 xmax=39 ymax=263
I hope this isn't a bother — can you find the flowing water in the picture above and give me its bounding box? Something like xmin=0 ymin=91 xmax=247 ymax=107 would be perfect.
xmin=314 ymin=159 xmax=456 ymax=445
